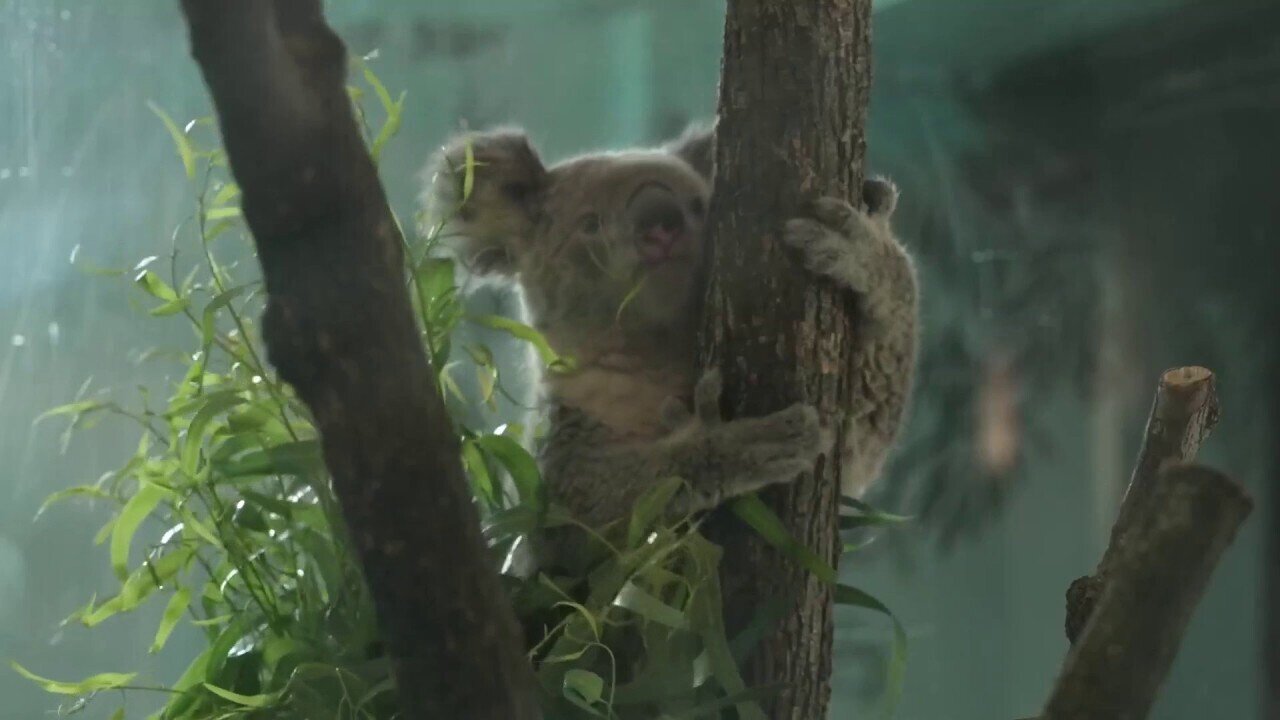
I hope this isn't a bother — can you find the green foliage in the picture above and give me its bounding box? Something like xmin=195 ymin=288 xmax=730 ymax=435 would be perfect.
xmin=19 ymin=60 xmax=908 ymax=719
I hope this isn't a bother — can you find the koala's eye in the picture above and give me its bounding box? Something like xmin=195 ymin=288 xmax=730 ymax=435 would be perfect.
xmin=689 ymin=197 xmax=706 ymax=217
xmin=578 ymin=212 xmax=603 ymax=235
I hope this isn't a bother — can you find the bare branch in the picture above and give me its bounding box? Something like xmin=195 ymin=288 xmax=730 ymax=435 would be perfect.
xmin=1045 ymin=463 xmax=1252 ymax=720
xmin=1066 ymin=366 xmax=1220 ymax=642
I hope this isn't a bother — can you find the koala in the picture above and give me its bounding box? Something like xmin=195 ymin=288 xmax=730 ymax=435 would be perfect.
xmin=421 ymin=124 xmax=917 ymax=534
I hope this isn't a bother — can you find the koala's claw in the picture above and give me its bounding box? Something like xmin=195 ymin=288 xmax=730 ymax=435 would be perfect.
xmin=725 ymin=402 xmax=829 ymax=491
xmin=783 ymin=216 xmax=852 ymax=279
xmin=737 ymin=402 xmax=827 ymax=458
xmin=784 ymin=191 xmax=900 ymax=298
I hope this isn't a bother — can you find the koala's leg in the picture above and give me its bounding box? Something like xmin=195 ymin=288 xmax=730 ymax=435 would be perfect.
xmin=540 ymin=373 xmax=830 ymax=528
xmin=783 ymin=178 xmax=919 ymax=499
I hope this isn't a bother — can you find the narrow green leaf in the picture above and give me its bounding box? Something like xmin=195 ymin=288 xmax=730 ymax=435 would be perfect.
xmin=108 ymin=708 xmax=124 ymax=720
xmin=78 ymin=597 xmax=126 ymax=631
xmin=684 ymin=534 xmax=768 ymax=720
xmin=201 ymin=683 xmax=279 ymax=707
xmin=627 ymin=476 xmax=683 ymax=548
xmin=462 ymin=137 xmax=477 ymax=202
xmin=148 ymin=297 xmax=189 ymax=317
xmin=161 ymin=647 xmax=212 ymax=719
xmin=836 ymin=583 xmax=909 ymax=720
xmin=209 ymin=182 xmax=240 ymax=207
xmin=199 ymin=285 xmax=251 ymax=351
xmin=361 ymin=63 xmax=396 ymax=113
xmin=93 ymin=517 xmax=115 ymax=546
xmin=214 ymin=439 xmax=322 ymax=479
xmin=150 ymin=587 xmax=192 ymax=653
xmin=840 ymin=496 xmax=913 ymax=528
xmin=36 ymin=484 xmax=113 ymax=516
xmin=180 ymin=391 xmax=247 ymax=476
xmin=462 ymin=440 xmax=496 ymax=505
xmin=10 ymin=662 xmax=136 ymax=695
xmin=203 ymin=206 xmax=241 ymax=222
xmin=177 ymin=511 xmax=223 ymax=550
xmin=147 ymin=102 xmax=196 ymax=179
xmin=110 ymin=481 xmax=172 ymax=580
xmin=562 ymin=669 xmax=607 ymax=716
xmin=551 ymin=601 xmax=601 ymax=641
xmin=731 ymin=495 xmax=836 ymax=584
xmin=475 ymin=433 xmax=541 ymax=506
xmin=615 ymin=275 xmax=647 ymax=323
xmin=134 ymin=270 xmax=180 ymax=303
xmin=613 ymin=581 xmax=688 ymax=630
xmin=416 ymin=257 xmax=456 ymax=303
xmin=85 ymin=546 xmax=195 ymax=626
xmin=370 ymin=91 xmax=405 ymax=162
xmin=34 ymin=399 xmax=106 ymax=424
xmin=469 ymin=314 xmax=576 ymax=372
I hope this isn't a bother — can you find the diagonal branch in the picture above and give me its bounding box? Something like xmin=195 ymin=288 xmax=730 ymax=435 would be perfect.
xmin=1065 ymin=366 xmax=1220 ymax=642
xmin=178 ymin=1 xmax=538 ymax=717
xmin=1044 ymin=463 xmax=1252 ymax=719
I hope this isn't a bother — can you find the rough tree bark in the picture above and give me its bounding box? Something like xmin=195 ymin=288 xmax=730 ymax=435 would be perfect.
xmin=1044 ymin=464 xmax=1252 ymax=719
xmin=700 ymin=1 xmax=874 ymax=718
xmin=177 ymin=2 xmax=537 ymax=718
xmin=1036 ymin=368 xmax=1252 ymax=720
xmin=1065 ymin=366 xmax=1220 ymax=642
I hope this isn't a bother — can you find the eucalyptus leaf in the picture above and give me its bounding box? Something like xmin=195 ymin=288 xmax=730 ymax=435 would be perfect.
xmin=10 ymin=662 xmax=136 ymax=695
xmin=730 ymin=495 xmax=837 ymax=584
xmin=110 ymin=480 xmax=173 ymax=580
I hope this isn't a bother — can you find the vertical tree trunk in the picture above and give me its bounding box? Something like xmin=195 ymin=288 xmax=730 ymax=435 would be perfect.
xmin=177 ymin=2 xmax=538 ymax=717
xmin=700 ymin=1 xmax=874 ymax=717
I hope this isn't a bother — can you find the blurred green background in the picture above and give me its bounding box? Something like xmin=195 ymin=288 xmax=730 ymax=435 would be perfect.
xmin=2 ymin=0 xmax=1277 ymax=718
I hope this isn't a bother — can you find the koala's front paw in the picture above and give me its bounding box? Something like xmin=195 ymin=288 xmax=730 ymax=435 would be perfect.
xmin=714 ymin=402 xmax=833 ymax=495
xmin=783 ymin=178 xmax=909 ymax=328
xmin=784 ymin=202 xmax=875 ymax=294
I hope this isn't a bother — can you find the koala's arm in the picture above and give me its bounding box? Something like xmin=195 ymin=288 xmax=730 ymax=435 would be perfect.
xmin=540 ymin=372 xmax=828 ymax=527
xmin=783 ymin=179 xmax=919 ymax=499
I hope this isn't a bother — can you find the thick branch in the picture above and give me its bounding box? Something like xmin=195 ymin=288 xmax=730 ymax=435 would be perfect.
xmin=700 ymin=1 xmax=873 ymax=718
xmin=1065 ymin=366 xmax=1220 ymax=642
xmin=178 ymin=2 xmax=537 ymax=718
xmin=1044 ymin=463 xmax=1252 ymax=720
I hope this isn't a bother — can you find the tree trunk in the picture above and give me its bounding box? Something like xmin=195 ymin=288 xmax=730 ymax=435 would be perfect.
xmin=700 ymin=1 xmax=874 ymax=717
xmin=177 ymin=2 xmax=538 ymax=718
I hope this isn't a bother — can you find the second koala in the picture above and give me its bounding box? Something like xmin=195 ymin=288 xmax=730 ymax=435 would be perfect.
xmin=423 ymin=125 xmax=918 ymax=533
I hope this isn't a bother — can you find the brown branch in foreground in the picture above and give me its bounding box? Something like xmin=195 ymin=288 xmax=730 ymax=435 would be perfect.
xmin=1043 ymin=463 xmax=1252 ymax=720
xmin=177 ymin=2 xmax=537 ymax=718
xmin=1065 ymin=366 xmax=1220 ymax=642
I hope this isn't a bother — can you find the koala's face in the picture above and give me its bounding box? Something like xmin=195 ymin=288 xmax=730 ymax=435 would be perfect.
xmin=425 ymin=127 xmax=715 ymax=355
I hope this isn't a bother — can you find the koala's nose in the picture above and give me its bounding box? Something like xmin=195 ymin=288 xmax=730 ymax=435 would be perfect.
xmin=634 ymin=197 xmax=685 ymax=235
xmin=629 ymin=183 xmax=687 ymax=261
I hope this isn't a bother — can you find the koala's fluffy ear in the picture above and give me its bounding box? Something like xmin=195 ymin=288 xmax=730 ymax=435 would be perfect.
xmin=421 ymin=128 xmax=548 ymax=275
xmin=663 ymin=120 xmax=716 ymax=182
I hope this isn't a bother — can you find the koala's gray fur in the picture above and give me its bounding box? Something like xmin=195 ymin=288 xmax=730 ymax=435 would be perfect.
xmin=421 ymin=123 xmax=918 ymax=532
